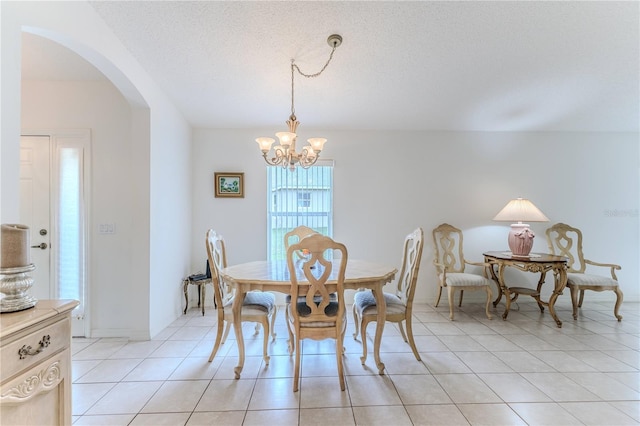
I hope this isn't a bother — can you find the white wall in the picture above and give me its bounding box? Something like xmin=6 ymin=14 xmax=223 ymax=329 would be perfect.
xmin=192 ymin=128 xmax=639 ymax=307
xmin=3 ymin=1 xmax=192 ymax=339
xmin=21 ymin=80 xmax=136 ymax=336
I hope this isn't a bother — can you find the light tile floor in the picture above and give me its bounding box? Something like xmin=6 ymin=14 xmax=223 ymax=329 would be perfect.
xmin=71 ymin=299 xmax=640 ymax=425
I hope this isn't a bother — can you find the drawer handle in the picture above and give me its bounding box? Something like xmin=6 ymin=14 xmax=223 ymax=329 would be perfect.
xmin=18 ymin=335 xmax=51 ymax=359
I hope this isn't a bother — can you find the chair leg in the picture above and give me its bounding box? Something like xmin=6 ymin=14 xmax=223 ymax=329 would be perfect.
xmin=569 ymin=285 xmax=579 ymax=320
xmin=336 ymin=326 xmax=346 ymax=391
xmin=447 ymin=286 xmax=456 ymax=320
xmin=613 ymin=287 xmax=624 ymax=321
xmin=435 ymin=286 xmax=443 ymax=307
xmin=352 ymin=304 xmax=360 ymax=339
xmin=208 ymin=319 xmax=225 ymax=362
xmin=270 ymin=305 xmax=278 ymax=341
xmin=405 ymin=317 xmax=421 ymax=361
xmin=360 ymin=317 xmax=370 ymax=365
xmin=458 ymin=290 xmax=464 ymax=307
xmin=221 ymin=321 xmax=232 ymax=344
xmin=398 ymin=321 xmax=408 ymax=343
xmin=261 ymin=318 xmax=270 ymax=365
xmin=578 ymin=289 xmax=585 ymax=307
xmin=285 ymin=304 xmax=294 ymax=355
xmin=293 ymin=332 xmax=302 ymax=392
xmin=484 ymin=285 xmax=493 ymax=320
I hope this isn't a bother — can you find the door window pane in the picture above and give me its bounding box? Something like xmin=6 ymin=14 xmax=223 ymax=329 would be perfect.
xmin=56 ymin=146 xmax=86 ymax=317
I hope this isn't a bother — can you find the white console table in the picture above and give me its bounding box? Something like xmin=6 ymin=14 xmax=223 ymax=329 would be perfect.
xmin=1 ymin=299 xmax=78 ymax=425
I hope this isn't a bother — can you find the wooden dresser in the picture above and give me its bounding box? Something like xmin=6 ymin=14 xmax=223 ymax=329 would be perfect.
xmin=0 ymin=300 xmax=78 ymax=425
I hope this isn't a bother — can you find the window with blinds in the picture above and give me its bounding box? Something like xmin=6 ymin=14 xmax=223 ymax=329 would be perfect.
xmin=267 ymin=160 xmax=334 ymax=260
xmin=54 ymin=141 xmax=88 ymax=322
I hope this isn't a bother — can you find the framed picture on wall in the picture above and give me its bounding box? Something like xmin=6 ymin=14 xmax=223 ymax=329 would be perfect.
xmin=214 ymin=172 xmax=244 ymax=198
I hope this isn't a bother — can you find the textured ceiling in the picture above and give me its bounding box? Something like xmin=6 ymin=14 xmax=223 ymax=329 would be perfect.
xmin=22 ymin=1 xmax=639 ymax=132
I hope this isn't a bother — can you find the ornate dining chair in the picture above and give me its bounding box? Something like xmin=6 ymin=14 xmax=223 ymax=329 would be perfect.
xmin=283 ymin=226 xmax=326 ymax=354
xmin=432 ymin=223 xmax=493 ymax=320
xmin=286 ymin=233 xmax=348 ymax=392
xmin=545 ymin=222 xmax=623 ymax=321
xmin=284 ymin=225 xmax=319 ymax=257
xmin=205 ymin=229 xmax=277 ymax=364
xmin=352 ymin=227 xmax=424 ymax=363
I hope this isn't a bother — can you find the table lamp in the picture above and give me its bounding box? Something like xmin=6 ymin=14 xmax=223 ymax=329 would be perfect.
xmin=493 ymin=198 xmax=549 ymax=256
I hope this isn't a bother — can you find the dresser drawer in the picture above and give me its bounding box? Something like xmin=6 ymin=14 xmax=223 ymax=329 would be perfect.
xmin=1 ymin=316 xmax=70 ymax=381
xmin=0 ymin=348 xmax=70 ymax=425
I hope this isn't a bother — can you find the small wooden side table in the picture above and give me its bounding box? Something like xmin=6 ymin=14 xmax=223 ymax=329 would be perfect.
xmin=183 ymin=277 xmax=211 ymax=315
xmin=483 ymin=251 xmax=568 ymax=327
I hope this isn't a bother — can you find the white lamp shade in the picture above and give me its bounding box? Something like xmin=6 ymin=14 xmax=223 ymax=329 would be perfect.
xmin=493 ymin=198 xmax=549 ymax=223
xmin=255 ymin=137 xmax=275 ymax=152
xmin=275 ymin=132 xmax=296 ymax=147
xmin=307 ymin=137 xmax=327 ymax=152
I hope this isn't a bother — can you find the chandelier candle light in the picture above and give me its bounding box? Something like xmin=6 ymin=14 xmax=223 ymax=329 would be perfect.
xmin=256 ymin=34 xmax=342 ymax=171
xmin=493 ymin=198 xmax=550 ymax=257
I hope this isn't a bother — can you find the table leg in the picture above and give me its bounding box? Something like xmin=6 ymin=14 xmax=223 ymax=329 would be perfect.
xmin=485 ymin=260 xmax=503 ymax=307
xmin=497 ymin=263 xmax=513 ymax=320
xmin=232 ymin=288 xmax=246 ymax=379
xmin=201 ymin=284 xmax=206 ymax=316
xmin=548 ymin=264 xmax=568 ymax=328
xmin=534 ymin=272 xmax=546 ymax=313
xmin=183 ymin=279 xmax=189 ymax=315
xmin=371 ymin=284 xmax=386 ymax=375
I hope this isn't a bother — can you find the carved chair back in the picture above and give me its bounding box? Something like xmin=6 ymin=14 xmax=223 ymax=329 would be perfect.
xmin=432 ymin=223 xmax=466 ymax=274
xmin=394 ymin=227 xmax=424 ymax=305
xmin=205 ymin=229 xmax=233 ymax=309
xmin=545 ymin=223 xmax=586 ymax=273
xmin=286 ymin=233 xmax=348 ymax=326
xmin=284 ymin=225 xmax=319 ymax=259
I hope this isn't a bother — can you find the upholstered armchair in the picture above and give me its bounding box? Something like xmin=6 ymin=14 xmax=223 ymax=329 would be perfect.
xmin=545 ymin=223 xmax=623 ymax=321
xmin=432 ymin=223 xmax=493 ymax=320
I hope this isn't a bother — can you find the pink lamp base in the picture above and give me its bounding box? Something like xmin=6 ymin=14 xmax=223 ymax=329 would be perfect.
xmin=508 ymin=224 xmax=535 ymax=256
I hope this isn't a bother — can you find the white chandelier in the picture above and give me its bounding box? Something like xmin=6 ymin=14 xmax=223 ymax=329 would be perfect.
xmin=256 ymin=34 xmax=342 ymax=170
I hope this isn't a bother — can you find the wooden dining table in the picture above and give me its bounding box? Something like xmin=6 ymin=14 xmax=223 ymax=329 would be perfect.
xmin=220 ymin=259 xmax=397 ymax=379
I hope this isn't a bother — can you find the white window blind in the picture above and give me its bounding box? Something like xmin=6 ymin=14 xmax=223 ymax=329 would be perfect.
xmin=55 ymin=144 xmax=87 ymax=318
xmin=267 ymin=160 xmax=334 ymax=260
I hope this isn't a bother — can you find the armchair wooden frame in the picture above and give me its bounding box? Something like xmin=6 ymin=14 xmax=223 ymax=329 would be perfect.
xmin=545 ymin=222 xmax=623 ymax=321
xmin=432 ymin=223 xmax=493 ymax=321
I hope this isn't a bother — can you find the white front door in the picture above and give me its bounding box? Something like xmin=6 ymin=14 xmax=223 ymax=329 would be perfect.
xmin=19 ymin=136 xmax=51 ymax=298
xmin=20 ymin=132 xmax=90 ymax=337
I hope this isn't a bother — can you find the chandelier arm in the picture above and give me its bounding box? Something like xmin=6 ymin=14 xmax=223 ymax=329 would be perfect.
xmin=261 ymin=149 xmax=288 ymax=166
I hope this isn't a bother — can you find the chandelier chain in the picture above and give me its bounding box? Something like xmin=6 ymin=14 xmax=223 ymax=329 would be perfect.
xmin=290 ymin=43 xmax=339 ymax=117
xmin=256 ymin=34 xmax=341 ymax=170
